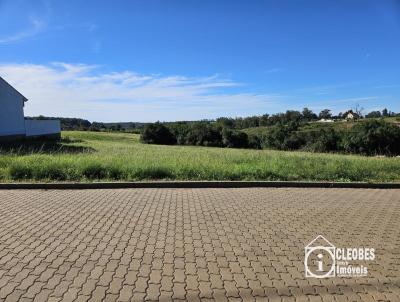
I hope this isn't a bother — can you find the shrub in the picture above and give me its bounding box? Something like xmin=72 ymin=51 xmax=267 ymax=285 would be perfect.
xmin=185 ymin=123 xmax=222 ymax=147
xmin=342 ymin=120 xmax=400 ymax=155
xmin=247 ymin=134 xmax=262 ymax=149
xmin=261 ymin=124 xmax=301 ymax=150
xmin=365 ymin=111 xmax=382 ymax=118
xmin=168 ymin=123 xmax=191 ymax=145
xmin=261 ymin=125 xmax=287 ymax=149
xmin=140 ymin=122 xmax=176 ymax=145
xmin=282 ymin=132 xmax=305 ymax=150
xmin=221 ymin=128 xmax=248 ymax=148
xmin=303 ymin=128 xmax=340 ymax=153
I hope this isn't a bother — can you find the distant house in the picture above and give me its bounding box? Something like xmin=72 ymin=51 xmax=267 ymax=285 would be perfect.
xmin=343 ymin=110 xmax=359 ymax=121
xmin=0 ymin=76 xmax=61 ymax=141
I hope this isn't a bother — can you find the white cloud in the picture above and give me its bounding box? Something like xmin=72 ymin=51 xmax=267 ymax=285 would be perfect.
xmin=0 ymin=62 xmax=279 ymax=122
xmin=0 ymin=17 xmax=46 ymax=44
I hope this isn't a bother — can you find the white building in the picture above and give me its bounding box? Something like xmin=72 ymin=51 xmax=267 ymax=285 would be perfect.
xmin=342 ymin=110 xmax=359 ymax=121
xmin=0 ymin=76 xmax=61 ymax=141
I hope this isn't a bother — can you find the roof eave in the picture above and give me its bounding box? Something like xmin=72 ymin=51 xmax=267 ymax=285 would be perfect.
xmin=0 ymin=76 xmax=28 ymax=101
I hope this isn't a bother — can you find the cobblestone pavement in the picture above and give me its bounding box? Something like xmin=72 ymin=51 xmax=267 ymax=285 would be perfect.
xmin=0 ymin=188 xmax=399 ymax=302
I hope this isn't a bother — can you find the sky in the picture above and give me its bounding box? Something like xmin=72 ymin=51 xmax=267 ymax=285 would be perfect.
xmin=0 ymin=0 xmax=399 ymax=122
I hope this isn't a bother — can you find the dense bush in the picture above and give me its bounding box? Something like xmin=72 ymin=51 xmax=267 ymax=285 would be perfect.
xmin=140 ymin=123 xmax=176 ymax=145
xmin=168 ymin=122 xmax=191 ymax=145
xmin=261 ymin=125 xmax=287 ymax=149
xmin=303 ymin=128 xmax=339 ymax=152
xmin=282 ymin=132 xmax=305 ymax=150
xmin=261 ymin=123 xmax=303 ymax=150
xmin=342 ymin=120 xmax=400 ymax=155
xmin=221 ymin=128 xmax=249 ymax=148
xmin=247 ymin=134 xmax=262 ymax=149
xmin=185 ymin=123 xmax=222 ymax=147
xmin=141 ymin=120 xmax=400 ymax=156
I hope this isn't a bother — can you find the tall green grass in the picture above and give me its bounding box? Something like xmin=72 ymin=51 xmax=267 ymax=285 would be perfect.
xmin=0 ymin=131 xmax=399 ymax=182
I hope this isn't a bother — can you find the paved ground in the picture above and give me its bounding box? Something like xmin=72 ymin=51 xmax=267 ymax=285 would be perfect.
xmin=0 ymin=188 xmax=399 ymax=302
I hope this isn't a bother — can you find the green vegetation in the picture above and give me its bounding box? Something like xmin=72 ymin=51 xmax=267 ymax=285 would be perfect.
xmin=0 ymin=131 xmax=399 ymax=183
xmin=27 ymin=116 xmax=144 ymax=133
xmin=141 ymin=123 xmax=176 ymax=145
xmin=29 ymin=107 xmax=399 ymax=133
xmin=142 ymin=119 xmax=400 ymax=156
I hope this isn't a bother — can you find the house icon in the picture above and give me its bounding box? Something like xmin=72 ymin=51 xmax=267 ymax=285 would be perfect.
xmin=305 ymin=235 xmax=336 ymax=278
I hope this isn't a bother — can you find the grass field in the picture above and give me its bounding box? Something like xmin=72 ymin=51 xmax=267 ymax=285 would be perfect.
xmin=0 ymin=131 xmax=399 ymax=182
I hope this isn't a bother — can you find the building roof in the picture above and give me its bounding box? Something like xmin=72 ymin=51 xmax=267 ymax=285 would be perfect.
xmin=0 ymin=76 xmax=28 ymax=102
xmin=343 ymin=109 xmax=359 ymax=118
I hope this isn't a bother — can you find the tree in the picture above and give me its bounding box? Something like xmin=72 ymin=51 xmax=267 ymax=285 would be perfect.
xmin=365 ymin=111 xmax=382 ymax=118
xmin=353 ymin=103 xmax=364 ymax=118
xmin=140 ymin=123 xmax=176 ymax=145
xmin=242 ymin=116 xmax=259 ymax=128
xmin=221 ymin=128 xmax=248 ymax=148
xmin=262 ymin=124 xmax=289 ymax=149
xmin=259 ymin=114 xmax=269 ymax=126
xmin=261 ymin=123 xmax=302 ymax=150
xmin=216 ymin=117 xmax=235 ymax=129
xmin=342 ymin=120 xmax=400 ymax=155
xmin=284 ymin=110 xmax=302 ymax=123
xmin=268 ymin=113 xmax=284 ymax=125
xmin=302 ymin=108 xmax=318 ymax=121
xmin=319 ymin=109 xmax=332 ymax=119
xmin=185 ymin=123 xmax=222 ymax=147
xmin=304 ymin=128 xmax=339 ymax=152
xmin=382 ymin=108 xmax=389 ymax=117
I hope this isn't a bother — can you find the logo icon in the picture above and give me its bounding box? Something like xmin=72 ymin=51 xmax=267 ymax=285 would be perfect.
xmin=305 ymin=235 xmax=375 ymax=278
xmin=305 ymin=235 xmax=336 ymax=278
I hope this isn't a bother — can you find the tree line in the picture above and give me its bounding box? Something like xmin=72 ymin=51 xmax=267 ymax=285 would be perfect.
xmin=26 ymin=116 xmax=144 ymax=132
xmin=141 ymin=120 xmax=400 ymax=155
xmin=140 ymin=107 xmax=400 ymax=156
xmin=28 ymin=107 xmax=398 ymax=132
xmin=213 ymin=107 xmax=398 ymax=129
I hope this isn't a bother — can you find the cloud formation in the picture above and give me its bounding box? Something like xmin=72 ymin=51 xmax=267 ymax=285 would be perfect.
xmin=0 ymin=62 xmax=278 ymax=122
xmin=0 ymin=17 xmax=46 ymax=44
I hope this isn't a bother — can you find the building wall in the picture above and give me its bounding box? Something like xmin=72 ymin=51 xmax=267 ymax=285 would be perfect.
xmin=0 ymin=79 xmax=26 ymax=137
xmin=25 ymin=120 xmax=61 ymax=137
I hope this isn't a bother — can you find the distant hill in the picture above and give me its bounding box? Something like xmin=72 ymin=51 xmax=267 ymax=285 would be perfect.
xmin=242 ymin=117 xmax=400 ymax=137
xmin=103 ymin=122 xmax=147 ymax=129
xmin=26 ymin=112 xmax=399 ymax=132
xmin=26 ymin=116 xmax=147 ymax=131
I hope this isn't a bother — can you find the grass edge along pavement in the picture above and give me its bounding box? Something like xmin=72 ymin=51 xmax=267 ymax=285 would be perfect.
xmin=0 ymin=181 xmax=400 ymax=190
xmin=0 ymin=131 xmax=399 ymax=183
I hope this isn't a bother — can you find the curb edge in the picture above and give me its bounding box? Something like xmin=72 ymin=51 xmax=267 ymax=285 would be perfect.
xmin=0 ymin=181 xmax=399 ymax=190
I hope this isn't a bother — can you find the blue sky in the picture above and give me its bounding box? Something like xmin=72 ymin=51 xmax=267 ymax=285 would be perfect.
xmin=0 ymin=0 xmax=399 ymax=122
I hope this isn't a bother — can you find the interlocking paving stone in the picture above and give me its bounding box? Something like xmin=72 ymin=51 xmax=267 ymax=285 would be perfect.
xmin=0 ymin=188 xmax=399 ymax=301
